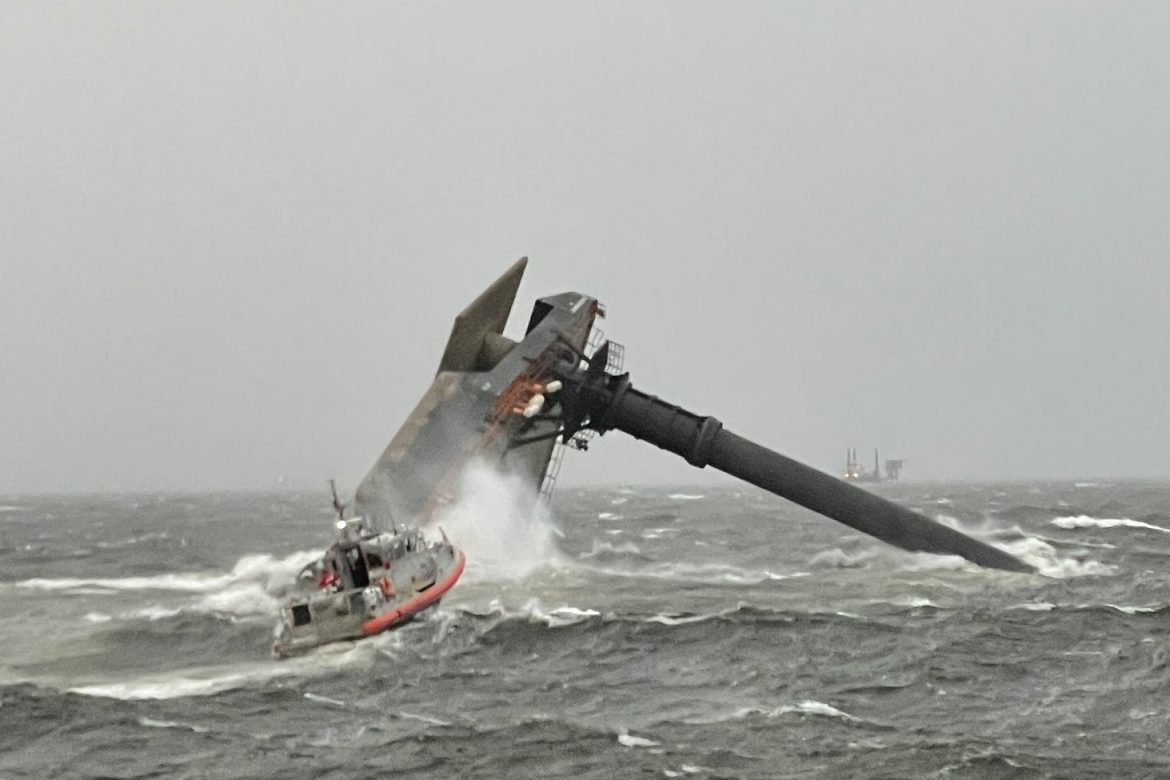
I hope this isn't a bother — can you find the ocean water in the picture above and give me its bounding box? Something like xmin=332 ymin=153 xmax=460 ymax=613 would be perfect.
xmin=2 ymin=480 xmax=1170 ymax=779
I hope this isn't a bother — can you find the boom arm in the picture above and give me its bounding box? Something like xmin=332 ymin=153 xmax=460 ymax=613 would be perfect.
xmin=551 ymin=343 xmax=1034 ymax=574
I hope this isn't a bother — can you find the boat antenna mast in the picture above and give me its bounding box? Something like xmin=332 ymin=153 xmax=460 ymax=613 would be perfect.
xmin=328 ymin=478 xmax=346 ymax=523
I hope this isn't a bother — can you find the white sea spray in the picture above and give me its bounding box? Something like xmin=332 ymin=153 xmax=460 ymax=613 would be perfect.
xmin=432 ymin=461 xmax=562 ymax=582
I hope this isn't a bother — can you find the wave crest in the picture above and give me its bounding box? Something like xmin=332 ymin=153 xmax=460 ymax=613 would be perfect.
xmin=1051 ymin=515 xmax=1170 ymax=534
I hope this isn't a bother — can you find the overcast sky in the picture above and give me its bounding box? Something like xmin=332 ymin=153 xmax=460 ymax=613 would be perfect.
xmin=3 ymin=2 xmax=1168 ymax=493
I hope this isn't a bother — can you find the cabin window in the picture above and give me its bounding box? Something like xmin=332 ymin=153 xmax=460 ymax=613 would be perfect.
xmin=291 ymin=604 xmax=312 ymax=626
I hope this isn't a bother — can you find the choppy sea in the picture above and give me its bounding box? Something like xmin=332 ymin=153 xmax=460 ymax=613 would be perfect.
xmin=2 ymin=479 xmax=1170 ymax=779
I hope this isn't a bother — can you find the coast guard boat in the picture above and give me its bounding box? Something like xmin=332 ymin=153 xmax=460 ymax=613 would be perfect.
xmin=273 ymin=482 xmax=465 ymax=658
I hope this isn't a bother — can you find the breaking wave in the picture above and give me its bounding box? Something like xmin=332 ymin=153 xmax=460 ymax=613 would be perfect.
xmin=809 ymin=548 xmax=879 ymax=569
xmin=69 ymin=664 xmax=294 ymax=700
xmin=617 ymin=729 xmax=659 ymax=748
xmin=138 ymin=716 xmax=210 ymax=733
xmin=1008 ymin=601 xmax=1168 ymax=616
xmin=18 ymin=573 xmax=237 ymax=593
xmin=66 ymin=633 xmax=393 ymax=701
xmin=684 ymin=699 xmax=868 ymax=726
xmin=578 ymin=538 xmax=647 ymax=561
xmin=1051 ymin=515 xmax=1170 ymax=534
xmin=15 ymin=550 xmax=321 ymax=596
xmin=578 ymin=559 xmax=804 ymax=585
xmin=773 ymin=700 xmax=863 ymax=722
xmin=454 ymin=601 xmax=866 ymax=634
xmin=455 ymin=597 xmax=602 ymax=629
xmin=1003 ymin=536 xmax=1115 ymax=578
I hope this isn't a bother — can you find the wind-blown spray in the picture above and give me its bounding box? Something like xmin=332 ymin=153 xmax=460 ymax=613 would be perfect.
xmin=433 ymin=461 xmax=561 ymax=581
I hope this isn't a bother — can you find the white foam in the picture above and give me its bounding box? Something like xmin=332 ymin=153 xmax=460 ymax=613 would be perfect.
xmin=932 ymin=514 xmax=967 ymax=531
xmin=127 ymin=605 xmax=183 ymax=621
xmin=1106 ymin=603 xmax=1161 ymax=615
xmin=79 ymin=590 xmax=269 ymax=625
xmin=682 ymin=706 xmax=766 ymax=725
xmin=586 ymin=560 xmax=804 ymax=585
xmin=598 ymin=512 xmax=622 ymax=520
xmin=687 ymin=702 xmax=861 ymax=727
xmin=896 ymin=552 xmax=970 ymax=572
xmin=194 ymin=582 xmax=279 ymax=618
xmin=397 ymin=711 xmax=452 ymax=726
xmin=464 ymin=598 xmax=600 ymax=628
xmin=771 ymin=700 xmax=861 ymax=723
xmin=138 ymin=717 xmax=209 ymax=733
xmin=15 ymin=549 xmax=322 ymax=596
xmin=1018 ymin=528 xmax=1115 ymax=550
xmin=69 ymin=643 xmax=375 ymax=700
xmin=520 ymin=598 xmax=600 ymax=628
xmin=651 ymin=562 xmax=772 ymax=583
xmin=820 ymin=519 xmax=1111 ymax=577
xmin=18 ymin=573 xmax=236 ymax=593
xmin=641 ymin=612 xmax=718 ymax=626
xmin=1004 ymin=536 xmax=1115 ymax=578
xmin=1052 ymin=516 xmax=1170 ymax=534
xmin=579 ymin=539 xmax=642 ymax=559
xmin=304 ymin=692 xmax=346 ymax=707
xmin=84 ymin=605 xmax=181 ymax=622
xmin=1010 ymin=601 xmax=1161 ymax=615
xmin=73 ymin=672 xmax=258 ymax=700
xmin=546 ymin=605 xmax=601 ymax=626
xmin=668 ymin=493 xmax=704 ymax=501
xmin=809 ymin=548 xmax=877 ymax=569
xmin=0 ymin=505 xmax=22 ymax=513
xmin=887 ymin=597 xmax=940 ymax=609
xmin=617 ymin=729 xmax=659 ymax=747
xmin=433 ymin=462 xmax=561 ymax=582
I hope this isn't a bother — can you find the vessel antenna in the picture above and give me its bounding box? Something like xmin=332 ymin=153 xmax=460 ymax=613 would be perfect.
xmin=328 ymin=479 xmax=346 ymax=522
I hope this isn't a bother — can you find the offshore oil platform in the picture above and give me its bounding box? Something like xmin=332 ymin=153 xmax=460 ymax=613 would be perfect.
xmin=275 ymin=258 xmax=1033 ymax=654
xmin=843 ymin=448 xmax=905 ymax=482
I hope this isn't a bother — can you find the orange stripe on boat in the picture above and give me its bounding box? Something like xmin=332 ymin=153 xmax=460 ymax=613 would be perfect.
xmin=361 ymin=547 xmax=466 ymax=636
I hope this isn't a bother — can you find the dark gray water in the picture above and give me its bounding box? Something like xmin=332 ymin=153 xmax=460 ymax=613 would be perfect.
xmin=2 ymin=480 xmax=1170 ymax=778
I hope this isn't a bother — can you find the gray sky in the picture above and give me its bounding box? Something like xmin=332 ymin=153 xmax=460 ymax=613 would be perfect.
xmin=3 ymin=2 xmax=1168 ymax=492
